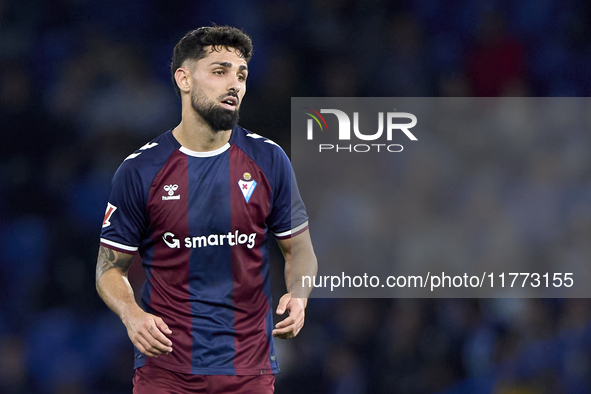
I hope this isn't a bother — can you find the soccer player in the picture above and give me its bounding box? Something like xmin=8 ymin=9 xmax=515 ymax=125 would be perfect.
xmin=95 ymin=25 xmax=317 ymax=393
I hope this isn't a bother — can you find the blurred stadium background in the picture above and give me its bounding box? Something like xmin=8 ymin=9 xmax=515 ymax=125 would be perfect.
xmin=2 ymin=0 xmax=591 ymax=393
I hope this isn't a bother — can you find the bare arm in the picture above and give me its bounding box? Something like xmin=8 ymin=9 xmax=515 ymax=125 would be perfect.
xmin=96 ymin=245 xmax=173 ymax=357
xmin=272 ymin=228 xmax=318 ymax=339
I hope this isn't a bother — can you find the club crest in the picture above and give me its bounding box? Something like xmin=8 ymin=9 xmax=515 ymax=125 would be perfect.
xmin=238 ymin=172 xmax=257 ymax=203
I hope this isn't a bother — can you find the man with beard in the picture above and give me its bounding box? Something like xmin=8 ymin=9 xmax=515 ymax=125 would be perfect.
xmin=95 ymin=25 xmax=317 ymax=393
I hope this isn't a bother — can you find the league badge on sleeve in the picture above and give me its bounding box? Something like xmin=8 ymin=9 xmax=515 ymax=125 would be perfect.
xmin=102 ymin=203 xmax=117 ymax=228
xmin=238 ymin=172 xmax=257 ymax=203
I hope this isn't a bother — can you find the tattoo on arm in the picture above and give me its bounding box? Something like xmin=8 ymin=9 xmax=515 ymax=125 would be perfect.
xmin=96 ymin=246 xmax=134 ymax=281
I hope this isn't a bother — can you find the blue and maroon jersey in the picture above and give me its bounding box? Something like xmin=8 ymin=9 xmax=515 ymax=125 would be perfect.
xmin=99 ymin=126 xmax=308 ymax=375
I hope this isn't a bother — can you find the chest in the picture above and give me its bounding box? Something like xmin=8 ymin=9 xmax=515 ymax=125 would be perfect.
xmin=146 ymin=149 xmax=272 ymax=235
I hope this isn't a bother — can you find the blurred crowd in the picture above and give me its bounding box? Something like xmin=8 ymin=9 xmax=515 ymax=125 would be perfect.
xmin=2 ymin=0 xmax=591 ymax=393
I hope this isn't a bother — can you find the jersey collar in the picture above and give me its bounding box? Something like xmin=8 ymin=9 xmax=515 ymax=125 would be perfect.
xmin=179 ymin=143 xmax=230 ymax=157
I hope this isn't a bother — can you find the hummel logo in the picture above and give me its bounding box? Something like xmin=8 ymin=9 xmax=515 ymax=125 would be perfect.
xmin=162 ymin=184 xmax=180 ymax=200
xmin=163 ymin=184 xmax=178 ymax=195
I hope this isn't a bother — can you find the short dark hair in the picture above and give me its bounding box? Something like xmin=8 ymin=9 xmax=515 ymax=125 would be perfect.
xmin=170 ymin=25 xmax=254 ymax=97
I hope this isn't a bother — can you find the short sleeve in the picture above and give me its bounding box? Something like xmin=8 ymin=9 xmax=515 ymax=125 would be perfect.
xmin=100 ymin=163 xmax=148 ymax=253
xmin=267 ymin=149 xmax=309 ymax=239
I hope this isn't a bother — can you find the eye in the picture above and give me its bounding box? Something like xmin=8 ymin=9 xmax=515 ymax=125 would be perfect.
xmin=213 ymin=70 xmax=224 ymax=75
xmin=238 ymin=74 xmax=247 ymax=81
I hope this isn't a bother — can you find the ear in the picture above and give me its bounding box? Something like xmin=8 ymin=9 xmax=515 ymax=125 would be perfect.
xmin=174 ymin=67 xmax=192 ymax=94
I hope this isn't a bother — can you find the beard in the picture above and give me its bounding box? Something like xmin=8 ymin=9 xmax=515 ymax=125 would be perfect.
xmin=191 ymin=89 xmax=240 ymax=132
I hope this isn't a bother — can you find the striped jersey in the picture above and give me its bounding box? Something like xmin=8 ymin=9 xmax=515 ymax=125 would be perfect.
xmin=100 ymin=126 xmax=308 ymax=375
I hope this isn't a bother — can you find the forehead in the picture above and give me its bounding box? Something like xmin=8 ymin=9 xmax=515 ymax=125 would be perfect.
xmin=196 ymin=46 xmax=247 ymax=68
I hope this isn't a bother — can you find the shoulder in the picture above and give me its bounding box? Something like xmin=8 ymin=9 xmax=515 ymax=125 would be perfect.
xmin=113 ymin=130 xmax=180 ymax=183
xmin=231 ymin=126 xmax=289 ymax=164
xmin=121 ymin=130 xmax=178 ymax=166
xmin=116 ymin=130 xmax=179 ymax=171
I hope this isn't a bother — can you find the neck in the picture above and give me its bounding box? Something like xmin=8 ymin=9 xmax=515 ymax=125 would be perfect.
xmin=173 ymin=106 xmax=232 ymax=152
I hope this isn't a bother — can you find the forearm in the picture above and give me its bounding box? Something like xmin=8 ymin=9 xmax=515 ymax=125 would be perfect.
xmin=95 ymin=246 xmax=142 ymax=324
xmin=281 ymin=230 xmax=318 ymax=300
xmin=97 ymin=270 xmax=143 ymax=322
xmin=273 ymin=229 xmax=317 ymax=338
xmin=285 ymin=252 xmax=317 ymax=301
xmin=96 ymin=246 xmax=173 ymax=356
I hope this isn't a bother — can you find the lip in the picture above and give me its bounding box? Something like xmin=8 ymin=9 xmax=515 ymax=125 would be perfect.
xmin=220 ymin=96 xmax=238 ymax=110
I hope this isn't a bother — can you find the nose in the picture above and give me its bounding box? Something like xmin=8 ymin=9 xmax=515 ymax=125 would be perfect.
xmin=227 ymin=76 xmax=242 ymax=94
xmin=228 ymin=84 xmax=240 ymax=95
